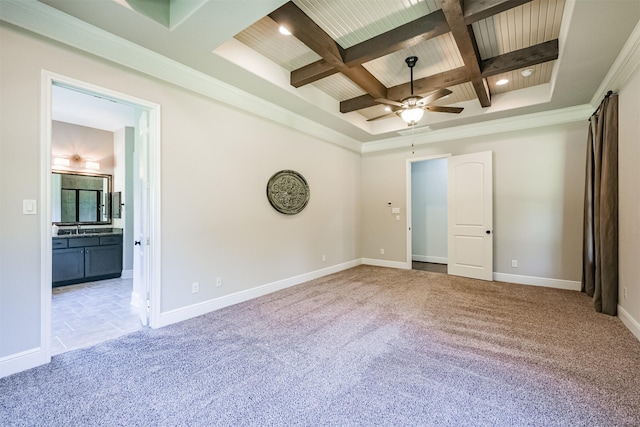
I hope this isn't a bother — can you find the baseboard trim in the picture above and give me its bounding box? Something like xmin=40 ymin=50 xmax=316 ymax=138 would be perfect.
xmin=0 ymin=347 xmax=48 ymax=379
xmin=618 ymin=305 xmax=640 ymax=341
xmin=412 ymin=255 xmax=447 ymax=264
xmin=130 ymin=291 xmax=142 ymax=308
xmin=362 ymin=258 xmax=411 ymax=270
xmin=493 ymin=272 xmax=581 ymax=291
xmin=121 ymin=269 xmax=134 ymax=279
xmin=157 ymin=259 xmax=362 ymax=328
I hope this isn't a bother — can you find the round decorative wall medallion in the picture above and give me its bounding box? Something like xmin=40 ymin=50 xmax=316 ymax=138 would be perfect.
xmin=266 ymin=170 xmax=310 ymax=215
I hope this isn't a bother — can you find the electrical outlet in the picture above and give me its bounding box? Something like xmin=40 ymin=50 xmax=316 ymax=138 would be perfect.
xmin=624 ymin=287 xmax=628 ymax=300
xmin=380 ymin=248 xmax=385 ymax=255
xmin=511 ymin=260 xmax=518 ymax=268
xmin=216 ymin=277 xmax=222 ymax=287
xmin=191 ymin=282 xmax=199 ymax=293
xmin=322 ymin=254 xmax=326 ymax=262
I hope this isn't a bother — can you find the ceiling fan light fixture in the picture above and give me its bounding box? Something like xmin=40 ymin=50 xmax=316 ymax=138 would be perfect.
xmin=400 ymin=107 xmax=424 ymax=126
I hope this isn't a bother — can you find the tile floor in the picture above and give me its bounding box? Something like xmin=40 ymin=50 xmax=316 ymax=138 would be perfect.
xmin=51 ymin=278 xmax=143 ymax=355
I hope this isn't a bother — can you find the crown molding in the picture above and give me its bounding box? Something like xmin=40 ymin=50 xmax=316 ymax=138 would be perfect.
xmin=2 ymin=1 xmax=636 ymax=155
xmin=0 ymin=0 xmax=362 ymax=153
xmin=591 ymin=19 xmax=640 ymax=106
xmin=361 ymin=104 xmax=593 ymax=153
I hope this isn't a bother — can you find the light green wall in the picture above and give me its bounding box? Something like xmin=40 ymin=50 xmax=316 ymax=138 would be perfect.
xmin=619 ymin=61 xmax=640 ymax=328
xmin=362 ymin=121 xmax=587 ymax=281
xmin=0 ymin=23 xmax=361 ymax=358
xmin=411 ymin=158 xmax=448 ymax=262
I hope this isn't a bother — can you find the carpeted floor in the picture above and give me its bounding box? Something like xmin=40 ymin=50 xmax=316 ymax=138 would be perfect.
xmin=1 ymin=265 xmax=639 ymax=426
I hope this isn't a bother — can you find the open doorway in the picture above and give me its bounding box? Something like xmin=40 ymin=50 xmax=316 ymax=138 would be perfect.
xmin=406 ymin=152 xmax=494 ymax=279
xmin=50 ymin=85 xmax=138 ymax=354
xmin=41 ymin=72 xmax=161 ymax=360
xmin=407 ymin=155 xmax=449 ymax=273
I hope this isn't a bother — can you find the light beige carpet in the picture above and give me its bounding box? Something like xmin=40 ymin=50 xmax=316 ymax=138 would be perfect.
xmin=1 ymin=265 xmax=639 ymax=426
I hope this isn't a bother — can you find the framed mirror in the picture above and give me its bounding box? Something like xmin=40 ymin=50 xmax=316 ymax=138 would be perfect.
xmin=52 ymin=171 xmax=112 ymax=225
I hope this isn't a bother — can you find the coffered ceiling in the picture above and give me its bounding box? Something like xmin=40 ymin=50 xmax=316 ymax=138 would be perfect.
xmin=5 ymin=0 xmax=639 ymax=145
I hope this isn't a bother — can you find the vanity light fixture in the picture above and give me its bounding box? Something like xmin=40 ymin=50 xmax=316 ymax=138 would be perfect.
xmin=53 ymin=157 xmax=70 ymax=167
xmin=85 ymin=161 xmax=100 ymax=170
xmin=496 ymin=79 xmax=509 ymax=86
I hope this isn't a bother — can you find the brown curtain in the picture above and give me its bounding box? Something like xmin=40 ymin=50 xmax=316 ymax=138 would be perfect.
xmin=582 ymin=92 xmax=618 ymax=315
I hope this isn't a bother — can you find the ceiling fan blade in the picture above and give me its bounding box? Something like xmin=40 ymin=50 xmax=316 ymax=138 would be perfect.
xmin=418 ymin=88 xmax=453 ymax=105
xmin=426 ymin=105 xmax=464 ymax=114
xmin=374 ymin=98 xmax=404 ymax=108
xmin=367 ymin=112 xmax=399 ymax=122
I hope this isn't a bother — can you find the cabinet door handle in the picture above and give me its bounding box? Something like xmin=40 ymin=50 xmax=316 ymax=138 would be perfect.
xmin=134 ymin=240 xmax=141 ymax=246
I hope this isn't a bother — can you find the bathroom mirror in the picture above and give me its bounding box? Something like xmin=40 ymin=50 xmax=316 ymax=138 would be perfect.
xmin=52 ymin=172 xmax=112 ymax=225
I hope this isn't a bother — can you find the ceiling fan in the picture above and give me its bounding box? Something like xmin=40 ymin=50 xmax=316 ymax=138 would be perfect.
xmin=369 ymin=56 xmax=464 ymax=126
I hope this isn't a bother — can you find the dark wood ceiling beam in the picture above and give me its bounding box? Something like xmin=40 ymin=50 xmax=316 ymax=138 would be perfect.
xmin=481 ymin=39 xmax=559 ymax=76
xmin=290 ymin=9 xmax=449 ymax=88
xmin=269 ymin=1 xmax=387 ymax=99
xmin=441 ymin=0 xmax=491 ymax=107
xmin=291 ymin=60 xmax=338 ymax=88
xmin=464 ymin=0 xmax=534 ymax=24
xmin=342 ymin=10 xmax=450 ymax=67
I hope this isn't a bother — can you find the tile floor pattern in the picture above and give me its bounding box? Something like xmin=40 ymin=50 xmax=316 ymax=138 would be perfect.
xmin=51 ymin=278 xmax=143 ymax=355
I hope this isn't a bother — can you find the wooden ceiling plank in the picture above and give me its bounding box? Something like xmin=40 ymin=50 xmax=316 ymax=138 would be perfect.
xmin=464 ymin=0 xmax=535 ymax=24
xmin=268 ymin=2 xmax=344 ymax=67
xmin=441 ymin=0 xmax=491 ymax=107
xmin=269 ymin=2 xmax=388 ymax=100
xmin=481 ymin=39 xmax=559 ymax=76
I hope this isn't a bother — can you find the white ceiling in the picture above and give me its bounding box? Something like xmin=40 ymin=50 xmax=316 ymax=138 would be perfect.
xmin=6 ymin=0 xmax=640 ymax=143
xmin=52 ymin=85 xmax=136 ymax=132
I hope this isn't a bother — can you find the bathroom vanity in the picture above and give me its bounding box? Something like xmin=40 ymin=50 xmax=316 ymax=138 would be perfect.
xmin=52 ymin=229 xmax=123 ymax=287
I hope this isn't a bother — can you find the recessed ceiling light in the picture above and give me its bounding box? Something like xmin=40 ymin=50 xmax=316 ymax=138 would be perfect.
xmin=384 ymin=106 xmax=392 ymax=112
xmin=496 ymin=79 xmax=509 ymax=86
xmin=278 ymin=26 xmax=292 ymax=36
xmin=521 ymin=68 xmax=534 ymax=77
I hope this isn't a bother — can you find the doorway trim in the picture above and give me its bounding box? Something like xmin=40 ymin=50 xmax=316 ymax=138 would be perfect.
xmin=40 ymin=70 xmax=162 ymax=362
xmin=405 ymin=154 xmax=451 ymax=270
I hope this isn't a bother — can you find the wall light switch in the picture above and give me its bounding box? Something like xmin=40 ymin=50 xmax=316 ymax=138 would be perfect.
xmin=23 ymin=199 xmax=37 ymax=215
xmin=391 ymin=207 xmax=400 ymax=214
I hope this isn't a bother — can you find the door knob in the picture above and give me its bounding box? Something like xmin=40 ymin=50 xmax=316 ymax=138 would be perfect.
xmin=486 ymin=230 xmax=491 ymax=234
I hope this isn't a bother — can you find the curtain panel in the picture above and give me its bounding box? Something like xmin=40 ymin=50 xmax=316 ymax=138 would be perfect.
xmin=582 ymin=93 xmax=618 ymax=315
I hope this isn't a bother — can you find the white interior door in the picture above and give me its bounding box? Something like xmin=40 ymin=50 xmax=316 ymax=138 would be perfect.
xmin=133 ymin=109 xmax=150 ymax=326
xmin=447 ymin=151 xmax=493 ymax=280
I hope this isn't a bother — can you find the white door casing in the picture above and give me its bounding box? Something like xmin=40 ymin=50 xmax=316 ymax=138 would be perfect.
xmin=447 ymin=151 xmax=493 ymax=281
xmin=133 ymin=109 xmax=151 ymax=326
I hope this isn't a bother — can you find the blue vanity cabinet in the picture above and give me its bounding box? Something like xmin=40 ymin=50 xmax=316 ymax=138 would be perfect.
xmin=52 ymin=233 xmax=123 ymax=287
xmin=52 ymin=246 xmax=85 ymax=283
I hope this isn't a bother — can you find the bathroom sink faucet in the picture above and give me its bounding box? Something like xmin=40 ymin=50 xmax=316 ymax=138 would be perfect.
xmin=76 ymin=223 xmax=81 ymax=234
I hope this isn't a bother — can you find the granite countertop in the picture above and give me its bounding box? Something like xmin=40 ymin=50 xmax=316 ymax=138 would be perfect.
xmin=53 ymin=228 xmax=123 ymax=239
